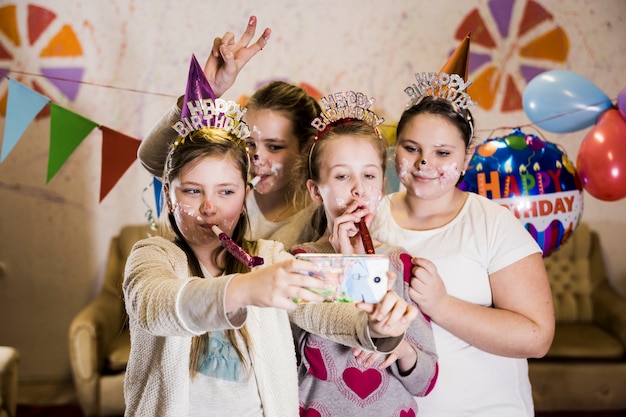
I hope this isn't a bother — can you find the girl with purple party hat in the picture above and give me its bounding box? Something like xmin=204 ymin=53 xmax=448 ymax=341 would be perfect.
xmin=123 ymin=51 xmax=414 ymax=417
xmin=139 ymin=16 xmax=320 ymax=250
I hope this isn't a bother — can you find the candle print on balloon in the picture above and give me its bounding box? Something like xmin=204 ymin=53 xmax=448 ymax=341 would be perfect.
xmin=459 ymin=128 xmax=583 ymax=257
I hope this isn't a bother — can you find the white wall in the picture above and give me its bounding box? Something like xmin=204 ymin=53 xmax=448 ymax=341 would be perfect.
xmin=0 ymin=0 xmax=624 ymax=382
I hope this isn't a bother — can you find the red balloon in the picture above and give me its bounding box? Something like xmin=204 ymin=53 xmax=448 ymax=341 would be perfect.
xmin=576 ymin=109 xmax=626 ymax=201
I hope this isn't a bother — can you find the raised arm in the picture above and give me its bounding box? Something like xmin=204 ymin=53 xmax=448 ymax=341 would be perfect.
xmin=204 ymin=15 xmax=270 ymax=97
xmin=138 ymin=16 xmax=270 ymax=177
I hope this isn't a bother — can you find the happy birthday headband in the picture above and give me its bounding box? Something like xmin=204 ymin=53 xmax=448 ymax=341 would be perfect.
xmin=171 ymin=54 xmax=250 ymax=141
xmin=404 ymin=71 xmax=476 ymax=110
xmin=308 ymin=91 xmax=385 ymax=181
xmin=172 ymin=98 xmax=250 ymax=140
xmin=311 ymin=91 xmax=385 ymax=140
xmin=404 ymin=33 xmax=476 ymax=112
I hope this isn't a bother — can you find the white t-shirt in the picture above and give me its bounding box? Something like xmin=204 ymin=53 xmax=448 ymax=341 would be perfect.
xmin=370 ymin=192 xmax=541 ymax=417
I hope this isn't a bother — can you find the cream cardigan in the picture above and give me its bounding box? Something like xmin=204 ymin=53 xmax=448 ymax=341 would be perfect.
xmin=123 ymin=237 xmax=299 ymax=417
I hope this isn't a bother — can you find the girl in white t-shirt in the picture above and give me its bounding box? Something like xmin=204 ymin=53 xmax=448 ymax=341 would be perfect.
xmin=370 ymin=96 xmax=555 ymax=416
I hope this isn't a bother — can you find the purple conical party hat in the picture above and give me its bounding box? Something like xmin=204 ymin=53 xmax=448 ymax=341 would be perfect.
xmin=172 ymin=54 xmax=250 ymax=139
xmin=181 ymin=54 xmax=216 ymax=120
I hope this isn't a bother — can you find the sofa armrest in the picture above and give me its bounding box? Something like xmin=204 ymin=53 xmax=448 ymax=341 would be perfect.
xmin=592 ymin=281 xmax=626 ymax=348
xmin=0 ymin=346 xmax=19 ymax=417
xmin=69 ymin=290 xmax=126 ymax=416
xmin=69 ymin=290 xmax=126 ymax=378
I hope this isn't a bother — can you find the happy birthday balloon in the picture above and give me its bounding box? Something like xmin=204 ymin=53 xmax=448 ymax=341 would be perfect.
xmin=523 ymin=70 xmax=613 ymax=133
xmin=460 ymin=129 xmax=583 ymax=257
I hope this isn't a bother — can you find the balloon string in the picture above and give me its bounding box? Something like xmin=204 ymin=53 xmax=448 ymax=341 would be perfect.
xmin=478 ymin=97 xmax=618 ymax=141
xmin=4 ymin=70 xmax=177 ymax=99
xmin=141 ymin=180 xmax=159 ymax=234
xmin=482 ymin=125 xmax=550 ymax=145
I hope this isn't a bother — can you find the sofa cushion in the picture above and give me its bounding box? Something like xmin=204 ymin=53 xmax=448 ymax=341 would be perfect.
xmin=543 ymin=224 xmax=594 ymax=323
xmin=107 ymin=328 xmax=130 ymax=372
xmin=547 ymin=323 xmax=624 ymax=360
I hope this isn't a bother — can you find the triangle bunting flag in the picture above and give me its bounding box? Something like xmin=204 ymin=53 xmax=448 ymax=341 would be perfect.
xmin=153 ymin=176 xmax=163 ymax=217
xmin=47 ymin=103 xmax=99 ymax=183
xmin=99 ymin=126 xmax=141 ymax=201
xmin=1 ymin=78 xmax=50 ymax=162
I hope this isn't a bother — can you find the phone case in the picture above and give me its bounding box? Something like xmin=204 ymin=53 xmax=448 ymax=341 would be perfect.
xmin=295 ymin=254 xmax=389 ymax=303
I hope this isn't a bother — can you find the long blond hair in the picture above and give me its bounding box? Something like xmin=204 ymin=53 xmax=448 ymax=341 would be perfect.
xmin=160 ymin=127 xmax=257 ymax=377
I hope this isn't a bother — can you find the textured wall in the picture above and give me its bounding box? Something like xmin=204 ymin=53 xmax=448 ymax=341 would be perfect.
xmin=0 ymin=0 xmax=624 ymax=381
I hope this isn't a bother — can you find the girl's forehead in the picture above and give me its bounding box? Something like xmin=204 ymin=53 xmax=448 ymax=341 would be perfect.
xmin=399 ymin=114 xmax=464 ymax=145
xmin=180 ymin=154 xmax=241 ymax=176
xmin=320 ymin=136 xmax=382 ymax=165
xmin=245 ymin=109 xmax=293 ymax=132
xmin=248 ymin=117 xmax=298 ymax=145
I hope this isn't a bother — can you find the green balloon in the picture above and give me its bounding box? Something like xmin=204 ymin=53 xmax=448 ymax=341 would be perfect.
xmin=505 ymin=134 xmax=527 ymax=151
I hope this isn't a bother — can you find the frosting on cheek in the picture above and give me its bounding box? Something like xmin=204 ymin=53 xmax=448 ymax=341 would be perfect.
xmin=173 ymin=202 xmax=196 ymax=217
xmin=397 ymin=158 xmax=411 ymax=180
xmin=335 ymin=198 xmax=348 ymax=210
xmin=438 ymin=162 xmax=460 ymax=187
xmin=333 ymin=187 xmax=382 ymax=212
xmin=269 ymin=161 xmax=284 ymax=176
xmin=173 ymin=202 xmax=240 ymax=237
xmin=172 ymin=203 xmax=197 ymax=232
xmin=253 ymin=161 xmax=284 ymax=195
xmin=363 ymin=187 xmax=383 ymax=210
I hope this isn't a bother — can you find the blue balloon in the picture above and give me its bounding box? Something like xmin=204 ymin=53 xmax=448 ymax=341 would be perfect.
xmin=522 ymin=70 xmax=612 ymax=133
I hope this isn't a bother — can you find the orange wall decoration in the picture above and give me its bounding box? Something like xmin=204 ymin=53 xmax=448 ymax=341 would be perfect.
xmin=456 ymin=0 xmax=570 ymax=112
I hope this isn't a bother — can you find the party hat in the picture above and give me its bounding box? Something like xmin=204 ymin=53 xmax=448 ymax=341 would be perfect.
xmin=311 ymin=90 xmax=384 ymax=140
xmin=181 ymin=54 xmax=216 ymax=120
xmin=172 ymin=54 xmax=249 ymax=139
xmin=440 ymin=33 xmax=471 ymax=81
xmin=404 ymin=33 xmax=475 ymax=110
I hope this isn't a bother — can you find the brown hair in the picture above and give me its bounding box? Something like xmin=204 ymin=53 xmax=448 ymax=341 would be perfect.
xmin=397 ymin=96 xmax=474 ymax=148
xmin=246 ymin=81 xmax=322 ymax=209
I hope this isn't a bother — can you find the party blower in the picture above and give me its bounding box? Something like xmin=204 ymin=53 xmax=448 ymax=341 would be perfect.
xmin=357 ymin=218 xmax=375 ymax=255
xmin=212 ymin=225 xmax=264 ymax=267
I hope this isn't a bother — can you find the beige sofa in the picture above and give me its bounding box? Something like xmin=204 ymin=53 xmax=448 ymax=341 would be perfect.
xmin=69 ymin=225 xmax=150 ymax=416
xmin=529 ymin=222 xmax=626 ymax=411
xmin=0 ymin=346 xmax=19 ymax=417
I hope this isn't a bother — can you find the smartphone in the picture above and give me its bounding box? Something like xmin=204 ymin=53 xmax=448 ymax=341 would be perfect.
xmin=295 ymin=254 xmax=389 ymax=303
